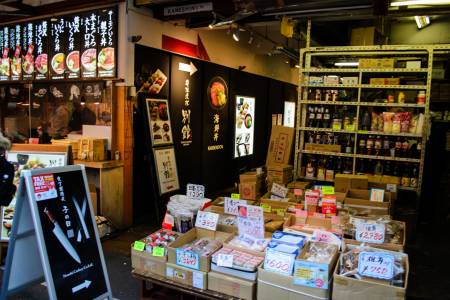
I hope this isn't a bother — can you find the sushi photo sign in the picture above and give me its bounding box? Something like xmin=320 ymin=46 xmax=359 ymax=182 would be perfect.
xmin=234 ymin=95 xmax=255 ymax=158
xmin=0 ymin=6 xmax=117 ymax=82
xmin=0 ymin=165 xmax=112 ymax=300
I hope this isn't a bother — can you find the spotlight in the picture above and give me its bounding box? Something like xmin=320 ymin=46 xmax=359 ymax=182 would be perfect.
xmin=233 ymin=29 xmax=240 ymax=42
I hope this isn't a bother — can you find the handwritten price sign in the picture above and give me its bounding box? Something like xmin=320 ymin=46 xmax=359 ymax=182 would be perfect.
xmin=176 ymin=249 xmax=200 ymax=270
xmin=195 ymin=211 xmax=219 ymax=231
xmin=264 ymin=249 xmax=295 ymax=276
xmin=217 ymin=253 xmax=234 ymax=268
xmin=358 ymin=252 xmax=394 ymax=280
xmin=271 ymin=183 xmax=288 ymax=198
xmin=224 ymin=197 xmax=246 ymax=216
xmin=356 ymin=223 xmax=385 ymax=244
xmin=187 ymin=183 xmax=205 ymax=200
xmin=237 ymin=216 xmax=264 ymax=239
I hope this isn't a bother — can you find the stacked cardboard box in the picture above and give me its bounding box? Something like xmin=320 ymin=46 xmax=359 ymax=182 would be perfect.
xmin=267 ymin=164 xmax=293 ymax=185
xmin=239 ymin=171 xmax=265 ymax=200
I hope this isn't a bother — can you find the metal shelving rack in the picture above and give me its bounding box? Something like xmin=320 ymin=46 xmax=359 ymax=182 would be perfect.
xmin=294 ymin=44 xmax=450 ymax=196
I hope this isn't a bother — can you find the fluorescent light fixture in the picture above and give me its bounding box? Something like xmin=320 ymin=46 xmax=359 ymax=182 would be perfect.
xmin=232 ymin=29 xmax=240 ymax=42
xmin=415 ymin=16 xmax=430 ymax=28
xmin=334 ymin=61 xmax=359 ymax=67
xmin=391 ymin=0 xmax=450 ymax=6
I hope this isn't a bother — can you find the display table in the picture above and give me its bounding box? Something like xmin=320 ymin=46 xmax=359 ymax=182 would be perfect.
xmin=132 ymin=272 xmax=241 ymax=300
xmin=74 ymin=160 xmax=125 ymax=228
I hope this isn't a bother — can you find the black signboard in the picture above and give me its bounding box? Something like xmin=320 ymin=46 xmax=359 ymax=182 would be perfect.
xmin=22 ymin=22 xmax=35 ymax=80
xmin=50 ymin=17 xmax=66 ymax=80
xmin=202 ymin=63 xmax=231 ymax=191
xmin=66 ymin=15 xmax=81 ymax=79
xmin=0 ymin=165 xmax=112 ymax=300
xmin=97 ymin=8 xmax=116 ymax=78
xmin=10 ymin=24 xmax=22 ymax=80
xmin=35 ymin=20 xmax=49 ymax=80
xmin=0 ymin=27 xmax=10 ymax=81
xmin=81 ymin=12 xmax=98 ymax=78
xmin=170 ymin=55 xmax=203 ymax=187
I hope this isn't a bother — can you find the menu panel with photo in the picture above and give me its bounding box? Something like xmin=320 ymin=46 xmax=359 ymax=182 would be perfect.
xmin=35 ymin=20 xmax=49 ymax=80
xmin=22 ymin=22 xmax=35 ymax=80
xmin=66 ymin=15 xmax=81 ymax=79
xmin=50 ymin=17 xmax=66 ymax=80
xmin=11 ymin=24 xmax=22 ymax=81
xmin=146 ymin=98 xmax=173 ymax=146
xmin=81 ymin=12 xmax=98 ymax=78
xmin=0 ymin=27 xmax=11 ymax=81
xmin=97 ymin=8 xmax=116 ymax=78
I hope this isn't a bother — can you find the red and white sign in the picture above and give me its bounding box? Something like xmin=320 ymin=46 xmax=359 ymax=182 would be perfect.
xmin=32 ymin=174 xmax=57 ymax=201
xmin=356 ymin=223 xmax=385 ymax=244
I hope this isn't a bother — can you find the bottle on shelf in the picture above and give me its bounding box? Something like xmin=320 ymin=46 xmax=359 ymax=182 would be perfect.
xmin=308 ymin=132 xmax=314 ymax=144
xmin=317 ymin=158 xmax=326 ymax=180
xmin=359 ymin=136 xmax=367 ymax=154
xmin=401 ymin=138 xmax=410 ymax=158
xmin=401 ymin=163 xmax=411 ymax=186
xmin=412 ymin=141 xmax=422 ymax=158
xmin=392 ymin=162 xmax=400 ymax=177
xmin=374 ymin=161 xmax=383 ymax=175
xmin=335 ymin=157 xmax=343 ymax=174
xmin=383 ymin=136 xmax=391 ymax=156
xmin=315 ymin=89 xmax=321 ymax=101
xmin=357 ymin=159 xmax=366 ymax=175
xmin=323 ymin=107 xmax=331 ymax=128
xmin=374 ymin=135 xmax=383 ymax=156
xmin=360 ymin=110 xmax=371 ymax=131
xmin=345 ymin=134 xmax=353 ymax=154
xmin=325 ymin=158 xmax=335 ymax=180
xmin=308 ymin=106 xmax=316 ymax=127
xmin=410 ymin=165 xmax=418 ymax=188
xmin=384 ymin=161 xmax=392 ymax=176
xmin=315 ymin=132 xmax=322 ymax=144
xmin=343 ymin=158 xmax=352 ymax=174
xmin=305 ymin=156 xmax=316 ymax=178
xmin=394 ymin=137 xmax=402 ymax=157
xmin=315 ymin=106 xmax=323 ymax=128
xmin=366 ymin=135 xmax=374 ymax=155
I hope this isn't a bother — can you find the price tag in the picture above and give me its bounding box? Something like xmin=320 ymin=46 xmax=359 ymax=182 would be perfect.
xmin=133 ymin=241 xmax=145 ymax=252
xmin=271 ymin=183 xmax=289 ymax=198
xmin=187 ymin=183 xmax=205 ymax=200
xmin=261 ymin=203 xmax=271 ymax=213
xmin=238 ymin=204 xmax=263 ymax=219
xmin=224 ymin=197 xmax=246 ymax=216
xmin=370 ymin=188 xmax=385 ymax=202
xmin=356 ymin=222 xmax=385 ymax=244
xmin=294 ymin=189 xmax=303 ymax=196
xmin=217 ymin=254 xmax=234 ymax=268
xmin=386 ymin=184 xmax=397 ymax=193
xmin=358 ymin=252 xmax=394 ymax=280
xmin=162 ymin=212 xmax=175 ymax=230
xmin=322 ymin=186 xmax=335 ymax=195
xmin=264 ymin=249 xmax=296 ymax=276
xmin=152 ymin=246 xmax=165 ymax=257
xmin=195 ymin=211 xmax=219 ymax=231
xmin=176 ymin=249 xmax=200 ymax=270
xmin=273 ymin=208 xmax=286 ymax=216
xmin=312 ymin=230 xmax=341 ymax=247
xmin=332 ymin=123 xmax=342 ymax=131
xmin=231 ymin=193 xmax=240 ymax=199
xmin=293 ymin=260 xmax=330 ymax=289
xmin=305 ymin=190 xmax=319 ymax=206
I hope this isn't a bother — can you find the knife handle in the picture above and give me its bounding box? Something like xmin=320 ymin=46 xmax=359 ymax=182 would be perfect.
xmin=44 ymin=207 xmax=56 ymax=223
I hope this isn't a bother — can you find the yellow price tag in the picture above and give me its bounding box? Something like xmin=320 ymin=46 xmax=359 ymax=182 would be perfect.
xmin=261 ymin=204 xmax=271 ymax=213
xmin=133 ymin=241 xmax=145 ymax=252
xmin=274 ymin=208 xmax=286 ymax=216
xmin=332 ymin=124 xmax=341 ymax=131
xmin=322 ymin=186 xmax=335 ymax=195
xmin=152 ymin=246 xmax=165 ymax=257
xmin=295 ymin=268 xmax=312 ymax=280
xmin=231 ymin=193 xmax=240 ymax=199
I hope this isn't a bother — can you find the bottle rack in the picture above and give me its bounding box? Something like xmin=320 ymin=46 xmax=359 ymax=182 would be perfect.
xmin=294 ymin=44 xmax=450 ymax=196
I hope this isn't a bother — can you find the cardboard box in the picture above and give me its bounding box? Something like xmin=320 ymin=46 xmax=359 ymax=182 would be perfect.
xmin=333 ymin=252 xmax=408 ymax=300
xmin=304 ymin=143 xmax=341 ymax=153
xmin=258 ymin=266 xmax=331 ymax=300
xmin=267 ymin=164 xmax=293 ymax=184
xmin=287 ymin=181 xmax=311 ymax=190
xmin=369 ymin=78 xmax=386 ymax=85
xmin=78 ymin=138 xmax=107 ymax=161
xmin=342 ymin=77 xmax=359 ymax=85
xmin=131 ymin=243 xmax=167 ymax=277
xmin=166 ymin=262 xmax=208 ymax=290
xmin=283 ymin=214 xmax=342 ymax=236
xmin=260 ymin=197 xmax=296 ymax=216
xmin=335 ymin=174 xmax=369 ymax=193
xmin=359 ymin=58 xmax=395 ymax=69
xmin=406 ymin=61 xmax=421 ymax=69
xmin=167 ymin=227 xmax=234 ymax=272
xmin=239 ymin=182 xmax=262 ymax=200
xmin=294 ymin=241 xmax=339 ymax=289
xmin=240 ymin=171 xmax=265 ymax=183
xmin=351 ymin=26 xmax=383 ymax=46
xmin=266 ymin=126 xmax=295 ymax=166
xmin=208 ymin=271 xmax=255 ymax=300
xmin=344 ymin=189 xmax=391 ymax=215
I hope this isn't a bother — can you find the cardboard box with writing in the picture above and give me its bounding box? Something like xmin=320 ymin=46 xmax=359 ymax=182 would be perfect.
xmin=344 ymin=189 xmax=391 ymax=215
xmin=239 ymin=182 xmax=262 ymax=200
xmin=208 ymin=271 xmax=255 ymax=300
xmin=266 ymin=126 xmax=295 ymax=166
xmin=267 ymin=164 xmax=294 ymax=184
xmin=131 ymin=243 xmax=167 ymax=277
xmin=305 ymin=143 xmax=341 ymax=152
xmin=283 ymin=214 xmax=343 ymax=237
xmin=240 ymin=171 xmax=265 ymax=183
xmin=258 ymin=266 xmax=331 ymax=300
xmin=167 ymin=227 xmax=235 ymax=272
xmin=333 ymin=251 xmax=408 ymax=300
xmin=335 ymin=174 xmax=369 ymax=193
xmin=166 ymin=262 xmax=208 ymax=290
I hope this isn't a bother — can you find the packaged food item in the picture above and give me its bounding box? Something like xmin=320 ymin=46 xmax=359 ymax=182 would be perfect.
xmin=371 ymin=112 xmax=379 ymax=131
xmin=181 ymin=237 xmax=223 ymax=257
xmin=228 ymin=235 xmax=270 ymax=252
xmin=417 ymin=91 xmax=426 ymax=104
xmin=392 ymin=113 xmax=402 ymax=133
xmin=400 ymin=112 xmax=411 ymax=133
xmin=302 ymin=241 xmax=338 ymax=264
xmin=271 ymin=231 xmax=306 ymax=248
xmin=211 ymin=247 xmax=264 ymax=272
xmin=382 ymin=112 xmax=395 ymax=133
xmin=344 ymin=216 xmax=404 ymax=245
xmin=416 ymin=113 xmax=424 ymax=135
xmin=398 ymin=92 xmax=405 ymax=103
xmin=409 ymin=114 xmax=419 ymax=134
xmin=139 ymin=229 xmax=182 ymax=255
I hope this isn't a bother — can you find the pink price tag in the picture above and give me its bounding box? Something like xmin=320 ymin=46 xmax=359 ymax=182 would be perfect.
xmin=294 ymin=189 xmax=303 ymax=196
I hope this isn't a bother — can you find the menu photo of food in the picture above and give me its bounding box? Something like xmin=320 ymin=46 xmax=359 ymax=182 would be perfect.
xmin=234 ymin=96 xmax=255 ymax=158
xmin=11 ymin=47 xmax=22 ymax=78
xmin=0 ymin=49 xmax=10 ymax=79
xmin=98 ymin=47 xmax=114 ymax=76
xmin=66 ymin=50 xmax=80 ymax=75
xmin=146 ymin=98 xmax=173 ymax=146
xmin=51 ymin=52 xmax=65 ymax=75
xmin=207 ymin=76 xmax=228 ymax=110
xmin=35 ymin=53 xmax=48 ymax=76
xmin=1 ymin=151 xmax=67 ymax=241
xmin=22 ymin=45 xmax=35 ymax=76
xmin=81 ymin=48 xmax=97 ymax=76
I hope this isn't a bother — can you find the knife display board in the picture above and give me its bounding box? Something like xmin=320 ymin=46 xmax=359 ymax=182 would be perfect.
xmin=1 ymin=165 xmax=112 ymax=300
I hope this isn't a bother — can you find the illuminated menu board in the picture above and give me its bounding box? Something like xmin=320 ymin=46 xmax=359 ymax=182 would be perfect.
xmin=0 ymin=6 xmax=117 ymax=82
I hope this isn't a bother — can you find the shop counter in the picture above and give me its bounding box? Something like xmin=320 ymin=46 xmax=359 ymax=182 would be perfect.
xmin=74 ymin=160 xmax=125 ymax=228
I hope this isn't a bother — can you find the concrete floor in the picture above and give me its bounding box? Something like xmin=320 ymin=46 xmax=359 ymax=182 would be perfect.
xmin=1 ymin=222 xmax=449 ymax=300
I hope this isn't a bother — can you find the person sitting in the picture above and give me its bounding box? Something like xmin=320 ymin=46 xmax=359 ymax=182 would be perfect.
xmin=0 ymin=133 xmax=16 ymax=206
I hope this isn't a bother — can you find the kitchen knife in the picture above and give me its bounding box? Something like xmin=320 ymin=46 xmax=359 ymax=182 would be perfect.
xmin=44 ymin=207 xmax=81 ymax=264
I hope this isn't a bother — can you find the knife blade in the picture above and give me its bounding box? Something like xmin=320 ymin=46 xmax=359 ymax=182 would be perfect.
xmin=44 ymin=207 xmax=81 ymax=264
